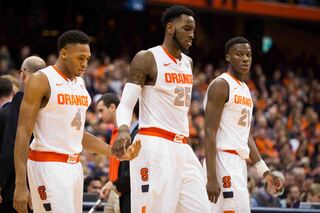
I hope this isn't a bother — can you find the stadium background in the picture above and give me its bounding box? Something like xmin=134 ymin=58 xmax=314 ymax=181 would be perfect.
xmin=1 ymin=0 xmax=320 ymax=211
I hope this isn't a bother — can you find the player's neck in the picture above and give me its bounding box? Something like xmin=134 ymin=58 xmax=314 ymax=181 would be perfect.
xmin=162 ymin=39 xmax=181 ymax=60
xmin=227 ymin=69 xmax=245 ymax=82
xmin=54 ymin=61 xmax=75 ymax=81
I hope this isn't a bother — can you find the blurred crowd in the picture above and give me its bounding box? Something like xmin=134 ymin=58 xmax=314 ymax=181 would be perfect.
xmin=262 ymin=0 xmax=319 ymax=7
xmin=1 ymin=42 xmax=319 ymax=208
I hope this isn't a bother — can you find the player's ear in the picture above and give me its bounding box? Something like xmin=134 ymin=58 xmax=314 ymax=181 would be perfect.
xmin=226 ymin=54 xmax=230 ymax=62
xmin=167 ymin=22 xmax=175 ymax=36
xmin=60 ymin=48 xmax=67 ymax=60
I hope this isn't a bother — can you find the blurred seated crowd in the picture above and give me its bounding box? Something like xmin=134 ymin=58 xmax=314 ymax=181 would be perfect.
xmin=1 ymin=42 xmax=319 ymax=208
xmin=257 ymin=0 xmax=319 ymax=6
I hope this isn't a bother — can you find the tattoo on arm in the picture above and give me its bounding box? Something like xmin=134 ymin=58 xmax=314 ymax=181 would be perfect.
xmin=128 ymin=50 xmax=154 ymax=86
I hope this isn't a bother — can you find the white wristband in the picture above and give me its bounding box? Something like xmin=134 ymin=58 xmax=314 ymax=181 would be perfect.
xmin=254 ymin=160 xmax=270 ymax=177
xmin=116 ymin=83 xmax=141 ymax=127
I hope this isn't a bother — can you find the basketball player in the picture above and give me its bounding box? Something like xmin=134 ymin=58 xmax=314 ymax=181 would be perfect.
xmin=13 ymin=30 xmax=140 ymax=213
xmin=204 ymin=37 xmax=283 ymax=212
xmin=113 ymin=6 xmax=211 ymax=213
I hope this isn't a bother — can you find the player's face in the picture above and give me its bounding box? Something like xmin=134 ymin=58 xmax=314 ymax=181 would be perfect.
xmin=227 ymin=43 xmax=252 ymax=74
xmin=172 ymin=14 xmax=195 ymax=50
xmin=64 ymin=44 xmax=91 ymax=77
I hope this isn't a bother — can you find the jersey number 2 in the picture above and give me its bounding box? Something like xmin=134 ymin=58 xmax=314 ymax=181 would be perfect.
xmin=238 ymin=108 xmax=250 ymax=127
xmin=71 ymin=110 xmax=82 ymax=130
xmin=174 ymin=86 xmax=191 ymax=107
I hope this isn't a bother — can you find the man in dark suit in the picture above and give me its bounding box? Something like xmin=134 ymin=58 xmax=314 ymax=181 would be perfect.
xmin=0 ymin=77 xmax=14 ymax=211
xmin=0 ymin=56 xmax=46 ymax=213
xmin=98 ymin=95 xmax=138 ymax=213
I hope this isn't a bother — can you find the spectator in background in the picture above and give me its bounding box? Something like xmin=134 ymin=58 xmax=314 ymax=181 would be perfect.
xmin=251 ymin=171 xmax=284 ymax=208
xmin=0 ymin=77 xmax=13 ymax=211
xmin=0 ymin=56 xmax=46 ymax=213
xmin=1 ymin=75 xmax=20 ymax=94
xmin=97 ymin=93 xmax=139 ymax=213
xmin=96 ymin=93 xmax=121 ymax=213
xmin=280 ymin=184 xmax=301 ymax=208
xmin=87 ymin=177 xmax=103 ymax=194
xmin=293 ymin=183 xmax=320 ymax=208
xmin=0 ymin=78 xmax=13 ymax=152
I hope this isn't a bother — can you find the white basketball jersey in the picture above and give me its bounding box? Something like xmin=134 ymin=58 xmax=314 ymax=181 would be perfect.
xmin=30 ymin=66 xmax=91 ymax=154
xmin=204 ymin=73 xmax=253 ymax=159
xmin=139 ymin=46 xmax=193 ymax=136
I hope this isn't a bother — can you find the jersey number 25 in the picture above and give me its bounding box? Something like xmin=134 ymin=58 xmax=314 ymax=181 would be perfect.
xmin=174 ymin=86 xmax=191 ymax=107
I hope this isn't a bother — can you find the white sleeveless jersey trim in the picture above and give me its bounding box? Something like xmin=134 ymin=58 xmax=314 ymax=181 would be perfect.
xmin=139 ymin=46 xmax=192 ymax=136
xmin=204 ymin=73 xmax=252 ymax=159
xmin=30 ymin=66 xmax=91 ymax=154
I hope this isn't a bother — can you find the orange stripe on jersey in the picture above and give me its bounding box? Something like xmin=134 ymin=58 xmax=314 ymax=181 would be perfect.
xmin=28 ymin=149 xmax=80 ymax=164
xmin=226 ymin=72 xmax=241 ymax=86
xmin=161 ymin=46 xmax=177 ymax=64
xmin=223 ymin=211 xmax=235 ymax=213
xmin=57 ymin=93 xmax=89 ymax=106
xmin=138 ymin=127 xmax=188 ymax=144
xmin=142 ymin=206 xmax=146 ymax=213
xmin=164 ymin=73 xmax=193 ymax=84
xmin=222 ymin=150 xmax=239 ymax=155
xmin=234 ymin=95 xmax=252 ymax=107
xmin=52 ymin=65 xmax=69 ymax=81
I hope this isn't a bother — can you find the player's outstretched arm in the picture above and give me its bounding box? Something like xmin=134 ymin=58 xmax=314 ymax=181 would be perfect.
xmin=248 ymin=135 xmax=284 ymax=193
xmin=82 ymin=132 xmax=141 ymax=160
xmin=204 ymin=79 xmax=229 ymax=203
xmin=14 ymin=72 xmax=49 ymax=213
xmin=82 ymin=131 xmax=113 ymax=156
xmin=113 ymin=50 xmax=154 ymax=158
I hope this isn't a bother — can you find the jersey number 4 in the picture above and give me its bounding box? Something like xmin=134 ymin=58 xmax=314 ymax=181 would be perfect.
xmin=71 ymin=110 xmax=82 ymax=130
xmin=238 ymin=108 xmax=250 ymax=127
xmin=174 ymin=86 xmax=191 ymax=107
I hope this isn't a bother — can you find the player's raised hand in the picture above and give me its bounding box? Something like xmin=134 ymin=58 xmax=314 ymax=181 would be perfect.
xmin=265 ymin=171 xmax=284 ymax=195
xmin=13 ymin=185 xmax=30 ymax=213
xmin=112 ymin=125 xmax=131 ymax=158
xmin=207 ymin=177 xmax=220 ymax=203
xmin=120 ymin=140 xmax=141 ymax=161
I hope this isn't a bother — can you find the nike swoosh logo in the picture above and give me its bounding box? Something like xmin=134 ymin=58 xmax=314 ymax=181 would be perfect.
xmin=56 ymin=83 xmax=63 ymax=86
xmin=164 ymin=63 xmax=170 ymax=66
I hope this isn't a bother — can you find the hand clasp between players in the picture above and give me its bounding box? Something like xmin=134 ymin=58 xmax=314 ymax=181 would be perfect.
xmin=112 ymin=129 xmax=139 ymax=160
xmin=118 ymin=139 xmax=141 ymax=161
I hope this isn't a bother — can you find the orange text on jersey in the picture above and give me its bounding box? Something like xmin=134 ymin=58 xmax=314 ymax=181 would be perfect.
xmin=57 ymin=94 xmax=89 ymax=107
xmin=164 ymin=73 xmax=193 ymax=84
xmin=234 ymin=95 xmax=252 ymax=107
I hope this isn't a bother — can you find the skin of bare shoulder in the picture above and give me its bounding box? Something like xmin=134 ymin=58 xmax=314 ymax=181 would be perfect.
xmin=127 ymin=50 xmax=157 ymax=86
xmin=23 ymin=71 xmax=50 ymax=112
xmin=206 ymin=78 xmax=229 ymax=107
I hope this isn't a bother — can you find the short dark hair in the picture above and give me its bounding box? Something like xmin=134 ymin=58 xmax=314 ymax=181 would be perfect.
xmin=161 ymin=5 xmax=195 ymax=29
xmin=97 ymin=93 xmax=120 ymax=108
xmin=0 ymin=77 xmax=13 ymax=98
xmin=57 ymin=30 xmax=90 ymax=51
xmin=225 ymin=36 xmax=251 ymax=55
